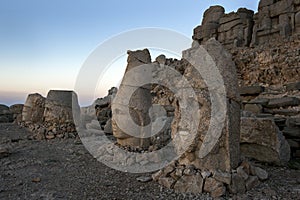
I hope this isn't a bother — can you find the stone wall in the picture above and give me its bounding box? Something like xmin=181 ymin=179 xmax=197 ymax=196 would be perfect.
xmin=20 ymin=90 xmax=80 ymax=140
xmin=192 ymin=0 xmax=300 ymax=162
xmin=241 ymin=84 xmax=300 ymax=159
xmin=193 ymin=6 xmax=254 ymax=50
xmin=252 ymin=0 xmax=300 ymax=46
xmin=193 ymin=0 xmax=300 ymax=49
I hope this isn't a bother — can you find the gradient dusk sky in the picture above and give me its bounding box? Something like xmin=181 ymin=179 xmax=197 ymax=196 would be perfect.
xmin=0 ymin=0 xmax=259 ymax=106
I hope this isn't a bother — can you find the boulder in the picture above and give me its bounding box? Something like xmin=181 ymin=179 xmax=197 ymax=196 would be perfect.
xmin=22 ymin=93 xmax=45 ymax=123
xmin=203 ymin=177 xmax=226 ymax=198
xmin=0 ymin=104 xmax=13 ymax=123
xmin=0 ymin=104 xmax=9 ymax=114
xmin=173 ymin=174 xmax=204 ymax=194
xmin=240 ymin=117 xmax=290 ymax=165
xmin=244 ymin=103 xmax=263 ymax=114
xmin=104 ymin=118 xmax=113 ymax=134
xmin=9 ymin=104 xmax=24 ymax=123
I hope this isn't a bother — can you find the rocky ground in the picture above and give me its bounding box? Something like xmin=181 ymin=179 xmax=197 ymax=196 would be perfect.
xmin=0 ymin=123 xmax=299 ymax=200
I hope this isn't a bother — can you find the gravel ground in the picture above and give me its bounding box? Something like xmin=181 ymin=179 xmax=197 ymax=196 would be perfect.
xmin=0 ymin=123 xmax=299 ymax=200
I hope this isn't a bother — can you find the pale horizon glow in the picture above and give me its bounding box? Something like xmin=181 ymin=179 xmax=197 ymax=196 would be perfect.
xmin=0 ymin=0 xmax=259 ymax=106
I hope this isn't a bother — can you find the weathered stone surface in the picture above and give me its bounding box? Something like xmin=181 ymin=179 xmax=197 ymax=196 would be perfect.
xmin=229 ymin=173 xmax=246 ymax=194
xmin=90 ymin=87 xmax=117 ymax=130
xmin=103 ymin=118 xmax=113 ymax=134
xmin=240 ymin=86 xmax=265 ymax=95
xmin=193 ymin=6 xmax=225 ymax=42
xmin=240 ymin=161 xmax=251 ymax=175
xmin=173 ymin=174 xmax=203 ymax=194
xmin=44 ymin=90 xmax=80 ymax=124
xmin=0 ymin=104 xmax=13 ymax=123
xmin=175 ymin=38 xmax=240 ymax=172
xmin=248 ymin=98 xmax=269 ymax=106
xmin=0 ymin=104 xmax=9 ymax=114
xmin=183 ymin=165 xmax=197 ymax=176
xmin=266 ymin=97 xmax=300 ymax=108
xmin=213 ymin=170 xmax=231 ymax=185
xmin=155 ymin=54 xmax=166 ymax=65
xmin=241 ymin=90 xmax=299 ymax=159
xmin=251 ymin=166 xmax=268 ymax=181
xmin=237 ymin=166 xmax=249 ymax=180
xmin=22 ymin=93 xmax=45 ymax=123
xmin=244 ymin=103 xmax=263 ymax=114
xmin=197 ymin=8 xmax=300 ymax=148
xmin=204 ymin=177 xmax=226 ymax=198
xmin=112 ymin=49 xmax=152 ymax=149
xmin=246 ymin=176 xmax=260 ymax=190
xmin=240 ymin=117 xmax=290 ymax=165
xmin=9 ymin=104 xmax=23 ymax=123
xmin=157 ymin=177 xmax=175 ymax=189
xmin=194 ymin=5 xmax=254 ymax=49
xmin=20 ymin=90 xmax=80 ymax=140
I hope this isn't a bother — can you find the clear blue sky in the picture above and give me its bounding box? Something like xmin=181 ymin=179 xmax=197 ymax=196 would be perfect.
xmin=0 ymin=0 xmax=259 ymax=106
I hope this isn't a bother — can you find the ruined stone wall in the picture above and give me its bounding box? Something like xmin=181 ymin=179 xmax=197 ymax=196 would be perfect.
xmin=193 ymin=0 xmax=300 ymax=49
xmin=252 ymin=0 xmax=300 ymax=46
xmin=20 ymin=90 xmax=80 ymax=140
xmin=192 ymin=2 xmax=300 ymax=161
xmin=193 ymin=6 xmax=254 ymax=50
xmin=193 ymin=1 xmax=300 ymax=87
xmin=240 ymin=84 xmax=300 ymax=159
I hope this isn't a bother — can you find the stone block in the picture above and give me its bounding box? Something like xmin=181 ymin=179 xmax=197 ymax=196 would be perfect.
xmin=241 ymin=117 xmax=291 ymax=165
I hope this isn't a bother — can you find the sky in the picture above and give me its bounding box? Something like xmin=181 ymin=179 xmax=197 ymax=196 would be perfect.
xmin=0 ymin=0 xmax=259 ymax=106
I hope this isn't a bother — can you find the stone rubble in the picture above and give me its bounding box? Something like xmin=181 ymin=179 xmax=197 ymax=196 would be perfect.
xmin=0 ymin=104 xmax=24 ymax=123
xmin=152 ymin=160 xmax=268 ymax=198
xmin=81 ymin=87 xmax=117 ymax=135
xmin=240 ymin=84 xmax=300 ymax=159
xmin=19 ymin=90 xmax=80 ymax=140
xmin=191 ymin=0 xmax=300 ymax=161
